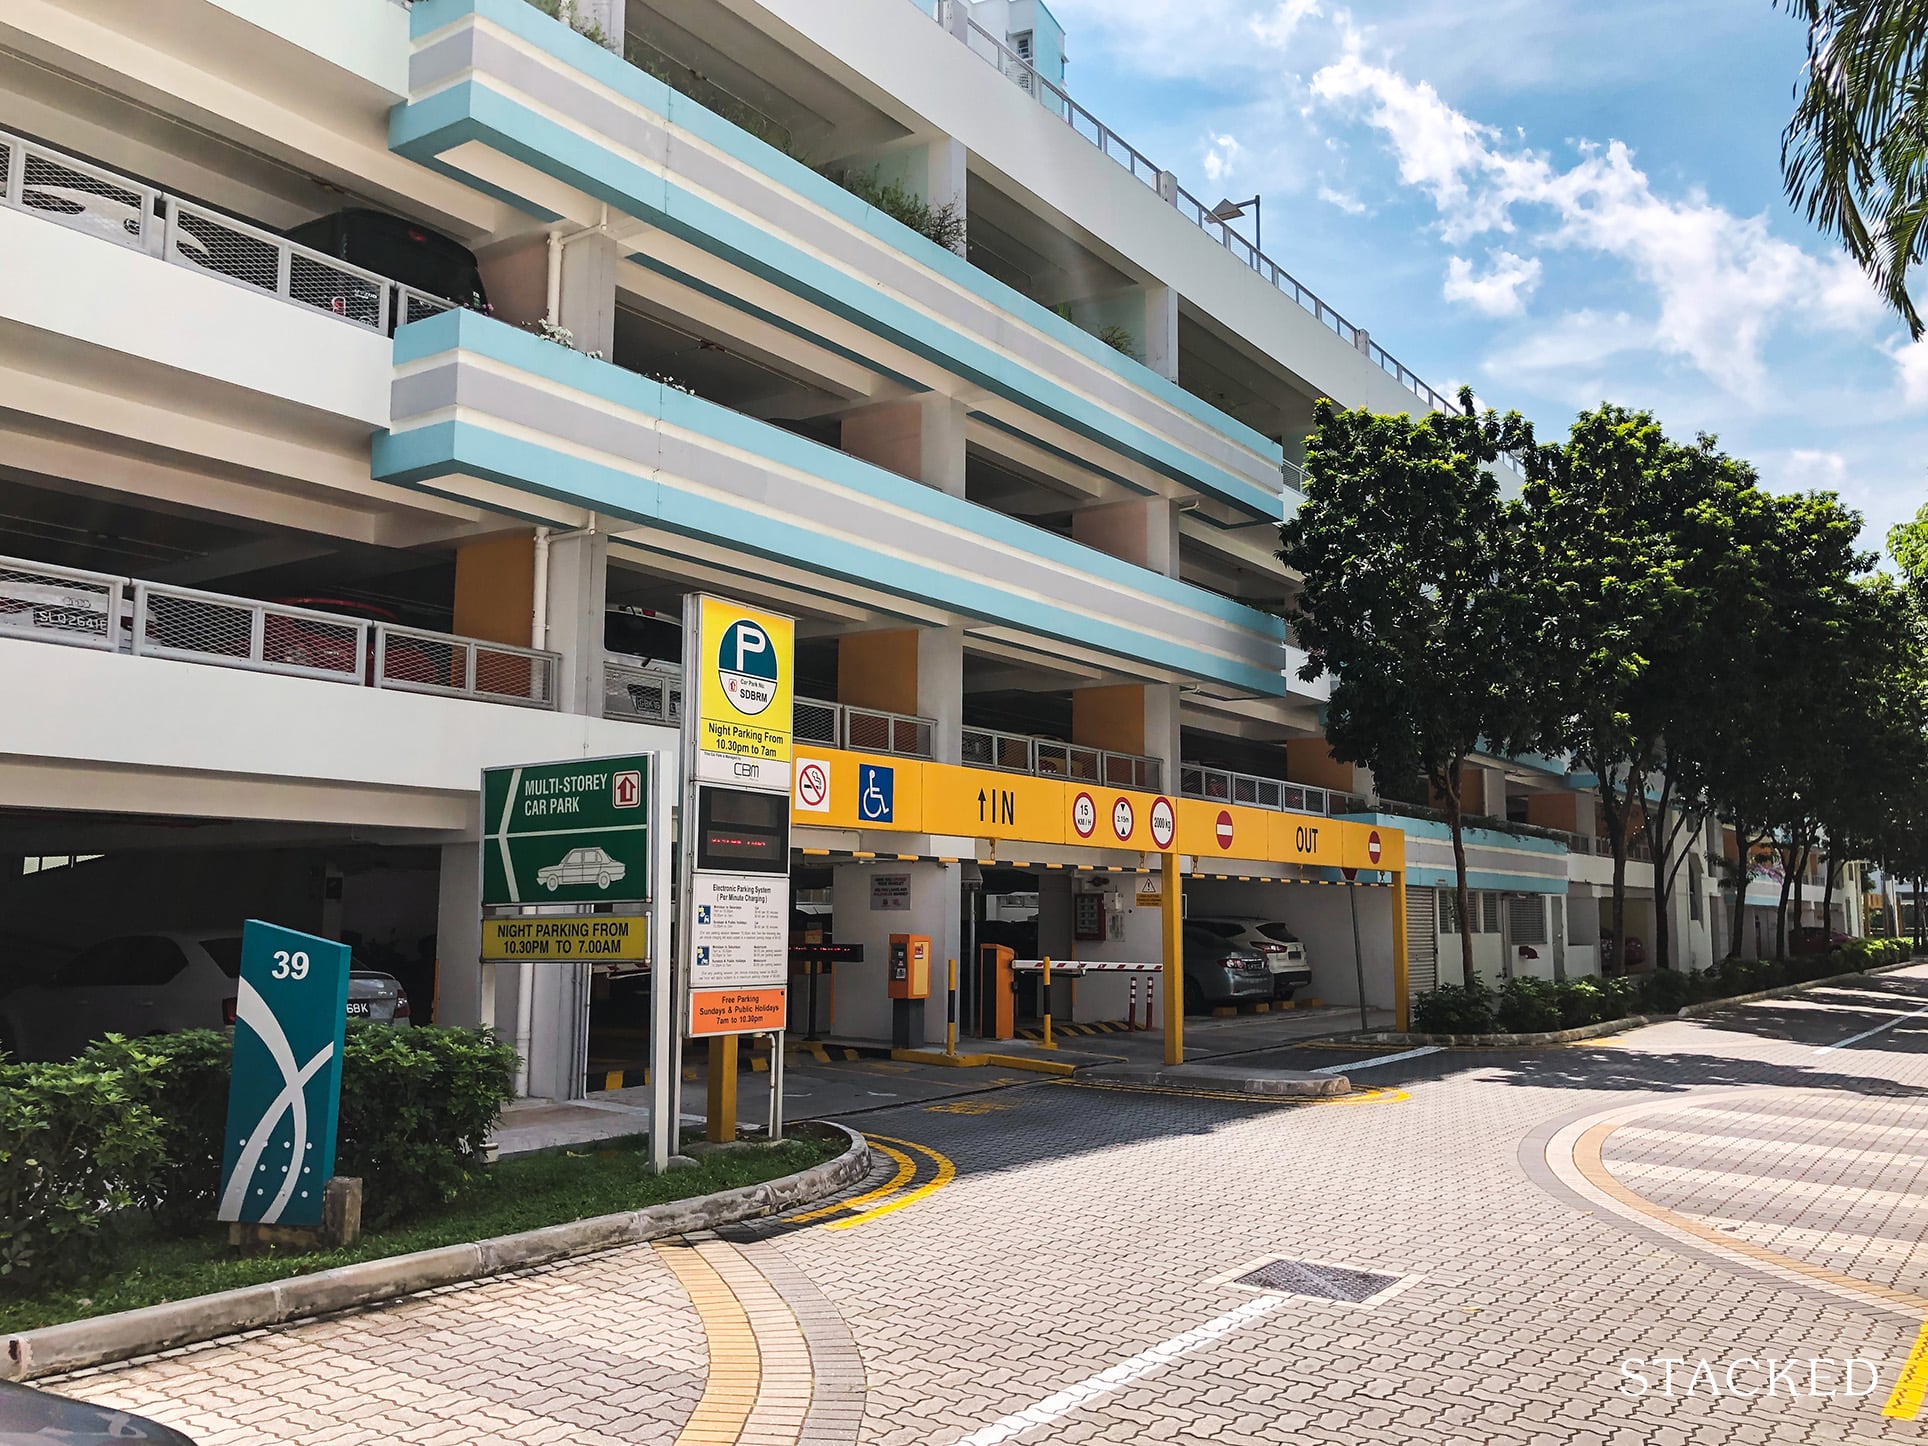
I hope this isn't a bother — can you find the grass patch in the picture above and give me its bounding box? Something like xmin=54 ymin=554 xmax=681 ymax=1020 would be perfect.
xmin=0 ymin=1133 xmax=839 ymax=1334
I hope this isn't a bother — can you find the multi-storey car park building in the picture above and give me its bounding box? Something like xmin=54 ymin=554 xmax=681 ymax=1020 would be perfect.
xmin=0 ymin=0 xmax=1860 ymax=1093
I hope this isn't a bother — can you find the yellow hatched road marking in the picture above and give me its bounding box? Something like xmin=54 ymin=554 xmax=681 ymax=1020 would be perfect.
xmin=826 ymin=1134 xmax=956 ymax=1230
xmin=785 ymin=1143 xmax=917 ymax=1224
xmin=1884 ymin=1319 xmax=1928 ymax=1419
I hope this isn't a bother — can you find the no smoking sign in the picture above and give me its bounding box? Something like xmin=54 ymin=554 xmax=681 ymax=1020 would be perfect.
xmin=795 ymin=758 xmax=831 ymax=813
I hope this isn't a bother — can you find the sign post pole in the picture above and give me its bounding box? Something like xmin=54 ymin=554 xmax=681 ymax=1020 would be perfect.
xmin=649 ymin=756 xmax=675 ymax=1171
xmin=1344 ymin=868 xmax=1368 ymax=1033
xmin=1161 ymin=852 xmax=1184 ymax=1066
xmin=768 ymin=1032 xmax=784 ymax=1141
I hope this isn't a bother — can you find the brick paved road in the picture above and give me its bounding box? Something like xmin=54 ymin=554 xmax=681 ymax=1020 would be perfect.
xmin=52 ymin=965 xmax=1928 ymax=1444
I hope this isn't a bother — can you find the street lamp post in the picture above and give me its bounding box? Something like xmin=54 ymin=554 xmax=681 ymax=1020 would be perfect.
xmin=1208 ymin=194 xmax=1262 ymax=253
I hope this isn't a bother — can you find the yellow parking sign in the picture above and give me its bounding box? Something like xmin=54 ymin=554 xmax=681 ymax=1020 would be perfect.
xmin=696 ymin=596 xmax=794 ymax=764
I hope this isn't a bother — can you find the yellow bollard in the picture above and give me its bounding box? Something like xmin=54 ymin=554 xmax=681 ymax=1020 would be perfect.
xmin=1040 ymin=956 xmax=1056 ymax=1050
xmin=706 ymin=1036 xmax=737 ymax=1143
xmin=946 ymin=957 xmax=959 ymax=1057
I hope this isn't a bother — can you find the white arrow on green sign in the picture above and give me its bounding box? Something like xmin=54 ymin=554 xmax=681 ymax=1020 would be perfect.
xmin=482 ymin=756 xmax=652 ymax=907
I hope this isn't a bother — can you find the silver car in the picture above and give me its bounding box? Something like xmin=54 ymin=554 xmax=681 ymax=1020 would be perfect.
xmin=1190 ymin=916 xmax=1313 ymax=1000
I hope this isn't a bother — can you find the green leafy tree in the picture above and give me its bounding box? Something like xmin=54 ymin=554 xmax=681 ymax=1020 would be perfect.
xmin=1781 ymin=0 xmax=1928 ymax=337
xmin=1282 ymin=390 xmax=1540 ymax=987
xmin=1519 ymin=408 xmax=1723 ymax=973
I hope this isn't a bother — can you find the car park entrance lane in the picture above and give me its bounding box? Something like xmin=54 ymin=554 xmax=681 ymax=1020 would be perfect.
xmin=45 ymin=965 xmax=1928 ymax=1445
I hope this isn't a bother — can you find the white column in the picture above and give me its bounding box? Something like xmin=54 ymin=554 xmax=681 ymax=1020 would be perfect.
xmin=919 ymin=624 xmax=965 ymax=764
xmin=543 ymin=525 xmax=609 ymax=715
xmin=558 ymin=233 xmax=619 ymax=360
xmin=1071 ymin=497 xmax=1179 ymax=576
xmin=576 ymin=0 xmax=625 ymax=50
xmin=436 ymin=843 xmax=484 ymax=1028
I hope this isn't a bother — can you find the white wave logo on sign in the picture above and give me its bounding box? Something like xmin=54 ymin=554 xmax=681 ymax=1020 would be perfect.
xmin=718 ymin=618 xmax=777 ymax=716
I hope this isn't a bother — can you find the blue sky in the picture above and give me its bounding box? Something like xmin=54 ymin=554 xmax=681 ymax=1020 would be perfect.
xmin=1040 ymin=0 xmax=1927 ymax=551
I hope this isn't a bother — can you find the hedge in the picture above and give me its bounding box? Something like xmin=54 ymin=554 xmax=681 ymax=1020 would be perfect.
xmin=0 ymin=1025 xmax=517 ymax=1288
xmin=1412 ymin=938 xmax=1912 ymax=1035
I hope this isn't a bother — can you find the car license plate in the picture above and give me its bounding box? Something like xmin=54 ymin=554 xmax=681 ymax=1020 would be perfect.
xmin=345 ymin=1000 xmax=372 ymax=1018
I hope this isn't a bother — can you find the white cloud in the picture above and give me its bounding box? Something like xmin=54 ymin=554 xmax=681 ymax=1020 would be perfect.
xmin=1250 ymin=0 xmax=1322 ymax=47
xmin=1443 ymin=250 xmax=1542 ymax=316
xmin=1202 ymin=133 xmax=1242 ymax=184
xmin=1317 ymin=184 xmax=1366 ymax=215
xmin=1893 ymin=338 xmax=1928 ymax=406
xmin=1309 ymin=39 xmax=1885 ymax=401
xmin=1779 ymin=449 xmax=1849 ymax=490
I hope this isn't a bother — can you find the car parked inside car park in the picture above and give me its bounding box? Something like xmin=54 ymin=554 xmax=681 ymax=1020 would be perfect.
xmin=1189 ymin=916 xmax=1313 ymax=1000
xmin=1181 ymin=924 xmax=1274 ymax=1013
xmin=1791 ymin=925 xmax=1855 ymax=955
xmin=0 ymin=1379 xmax=199 ymax=1444
xmin=0 ymin=931 xmax=411 ymax=1061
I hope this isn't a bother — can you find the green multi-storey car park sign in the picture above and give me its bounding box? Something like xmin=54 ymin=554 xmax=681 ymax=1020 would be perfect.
xmin=482 ymin=756 xmax=653 ymax=907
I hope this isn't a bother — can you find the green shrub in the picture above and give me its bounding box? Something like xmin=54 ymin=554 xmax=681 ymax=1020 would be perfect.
xmin=824 ymin=167 xmax=968 ymax=253
xmin=1553 ymin=977 xmax=1605 ymax=1028
xmin=336 ymin=1026 xmax=518 ymax=1228
xmin=1411 ymin=979 xmax=1494 ymax=1033
xmin=1631 ymin=968 xmax=1686 ymax=1013
xmin=1495 ymin=977 xmax=1562 ymax=1033
xmin=1597 ymin=975 xmax=1644 ymax=1019
xmin=0 ymin=1045 xmax=167 ymax=1287
xmin=120 ymin=1031 xmax=233 ymax=1230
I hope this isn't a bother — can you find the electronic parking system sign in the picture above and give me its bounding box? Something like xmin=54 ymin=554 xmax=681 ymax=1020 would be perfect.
xmin=217 ymin=921 xmax=351 ymax=1227
xmin=482 ymin=756 xmax=653 ymax=909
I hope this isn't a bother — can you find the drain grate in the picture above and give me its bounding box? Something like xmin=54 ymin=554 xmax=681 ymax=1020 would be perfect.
xmin=1231 ymin=1257 xmax=1402 ymax=1304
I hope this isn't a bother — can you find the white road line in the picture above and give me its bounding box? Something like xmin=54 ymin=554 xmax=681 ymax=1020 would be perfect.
xmin=950 ymin=1296 xmax=1288 ymax=1446
xmin=1815 ymin=1003 xmax=1928 ymax=1053
xmin=1308 ymin=1045 xmax=1443 ymax=1076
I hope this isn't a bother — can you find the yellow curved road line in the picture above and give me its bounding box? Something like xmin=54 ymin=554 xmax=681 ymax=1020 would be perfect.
xmin=826 ymin=1134 xmax=956 ymax=1230
xmin=785 ymin=1142 xmax=917 ymax=1224
xmin=1049 ymin=1079 xmax=1410 ymax=1106
xmin=1574 ymin=1122 xmax=1928 ymax=1318
xmin=1885 ymin=1320 xmax=1928 ymax=1420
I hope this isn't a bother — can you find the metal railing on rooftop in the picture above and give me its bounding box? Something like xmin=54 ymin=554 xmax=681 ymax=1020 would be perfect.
xmin=961 ymin=725 xmax=1161 ymax=791
xmin=0 ymin=127 xmax=459 ymax=336
xmin=1179 ymin=764 xmax=1363 ymax=818
xmin=908 ymin=3 xmax=1471 ymax=426
xmin=0 ymin=554 xmax=557 ymax=708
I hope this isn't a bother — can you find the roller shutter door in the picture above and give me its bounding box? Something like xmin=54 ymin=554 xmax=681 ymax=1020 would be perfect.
xmin=1406 ymin=887 xmax=1438 ymax=998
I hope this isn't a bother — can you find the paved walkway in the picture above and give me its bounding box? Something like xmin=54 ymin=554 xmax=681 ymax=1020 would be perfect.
xmin=48 ymin=967 xmax=1928 ymax=1444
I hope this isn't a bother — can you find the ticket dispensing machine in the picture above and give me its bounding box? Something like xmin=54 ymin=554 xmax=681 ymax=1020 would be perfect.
xmin=889 ymin=933 xmax=931 ymax=1048
xmin=977 ymin=944 xmax=1015 ymax=1040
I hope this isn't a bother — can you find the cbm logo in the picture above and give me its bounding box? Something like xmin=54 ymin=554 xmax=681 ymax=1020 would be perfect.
xmin=718 ymin=619 xmax=778 ymax=715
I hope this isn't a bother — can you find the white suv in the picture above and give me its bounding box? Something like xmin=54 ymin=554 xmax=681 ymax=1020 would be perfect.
xmin=1188 ymin=917 xmax=1312 ymax=1001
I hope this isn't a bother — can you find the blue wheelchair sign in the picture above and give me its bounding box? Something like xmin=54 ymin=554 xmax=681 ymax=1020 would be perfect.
xmin=859 ymin=765 xmax=895 ymax=823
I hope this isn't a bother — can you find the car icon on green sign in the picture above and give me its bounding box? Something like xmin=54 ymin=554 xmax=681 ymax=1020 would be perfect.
xmin=538 ymin=846 xmax=628 ymax=891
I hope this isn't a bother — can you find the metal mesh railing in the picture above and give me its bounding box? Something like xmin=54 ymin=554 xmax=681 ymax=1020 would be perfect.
xmin=14 ymin=143 xmax=153 ymax=250
xmin=168 ymin=198 xmax=390 ymax=333
xmin=133 ymin=585 xmax=367 ymax=682
xmin=965 ymin=727 xmax=1159 ymax=789
xmin=843 ymin=705 xmax=934 ymax=758
xmin=604 ymin=657 xmax=682 ymax=724
xmin=377 ymin=626 xmax=557 ymax=707
xmin=2 ymin=127 xmax=459 ymax=337
xmin=0 ymin=557 xmax=124 ymax=649
xmin=0 ymin=552 xmax=562 ymax=709
xmin=794 ymin=695 xmax=840 ymax=746
xmin=1180 ymin=764 xmax=1355 ymax=818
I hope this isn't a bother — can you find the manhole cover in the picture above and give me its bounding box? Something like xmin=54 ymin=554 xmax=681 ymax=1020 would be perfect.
xmin=1229 ymin=1257 xmax=1405 ymax=1304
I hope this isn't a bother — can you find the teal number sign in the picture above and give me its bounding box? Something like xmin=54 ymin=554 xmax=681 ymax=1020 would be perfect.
xmin=216 ymin=921 xmax=351 ymax=1226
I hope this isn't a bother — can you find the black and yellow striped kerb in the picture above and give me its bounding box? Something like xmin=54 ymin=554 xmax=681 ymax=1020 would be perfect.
xmin=1018 ymin=1020 xmax=1134 ymax=1039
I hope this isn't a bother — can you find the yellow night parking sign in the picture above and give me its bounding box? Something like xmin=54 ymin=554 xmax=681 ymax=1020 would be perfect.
xmin=697 ymin=596 xmax=793 ymax=763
